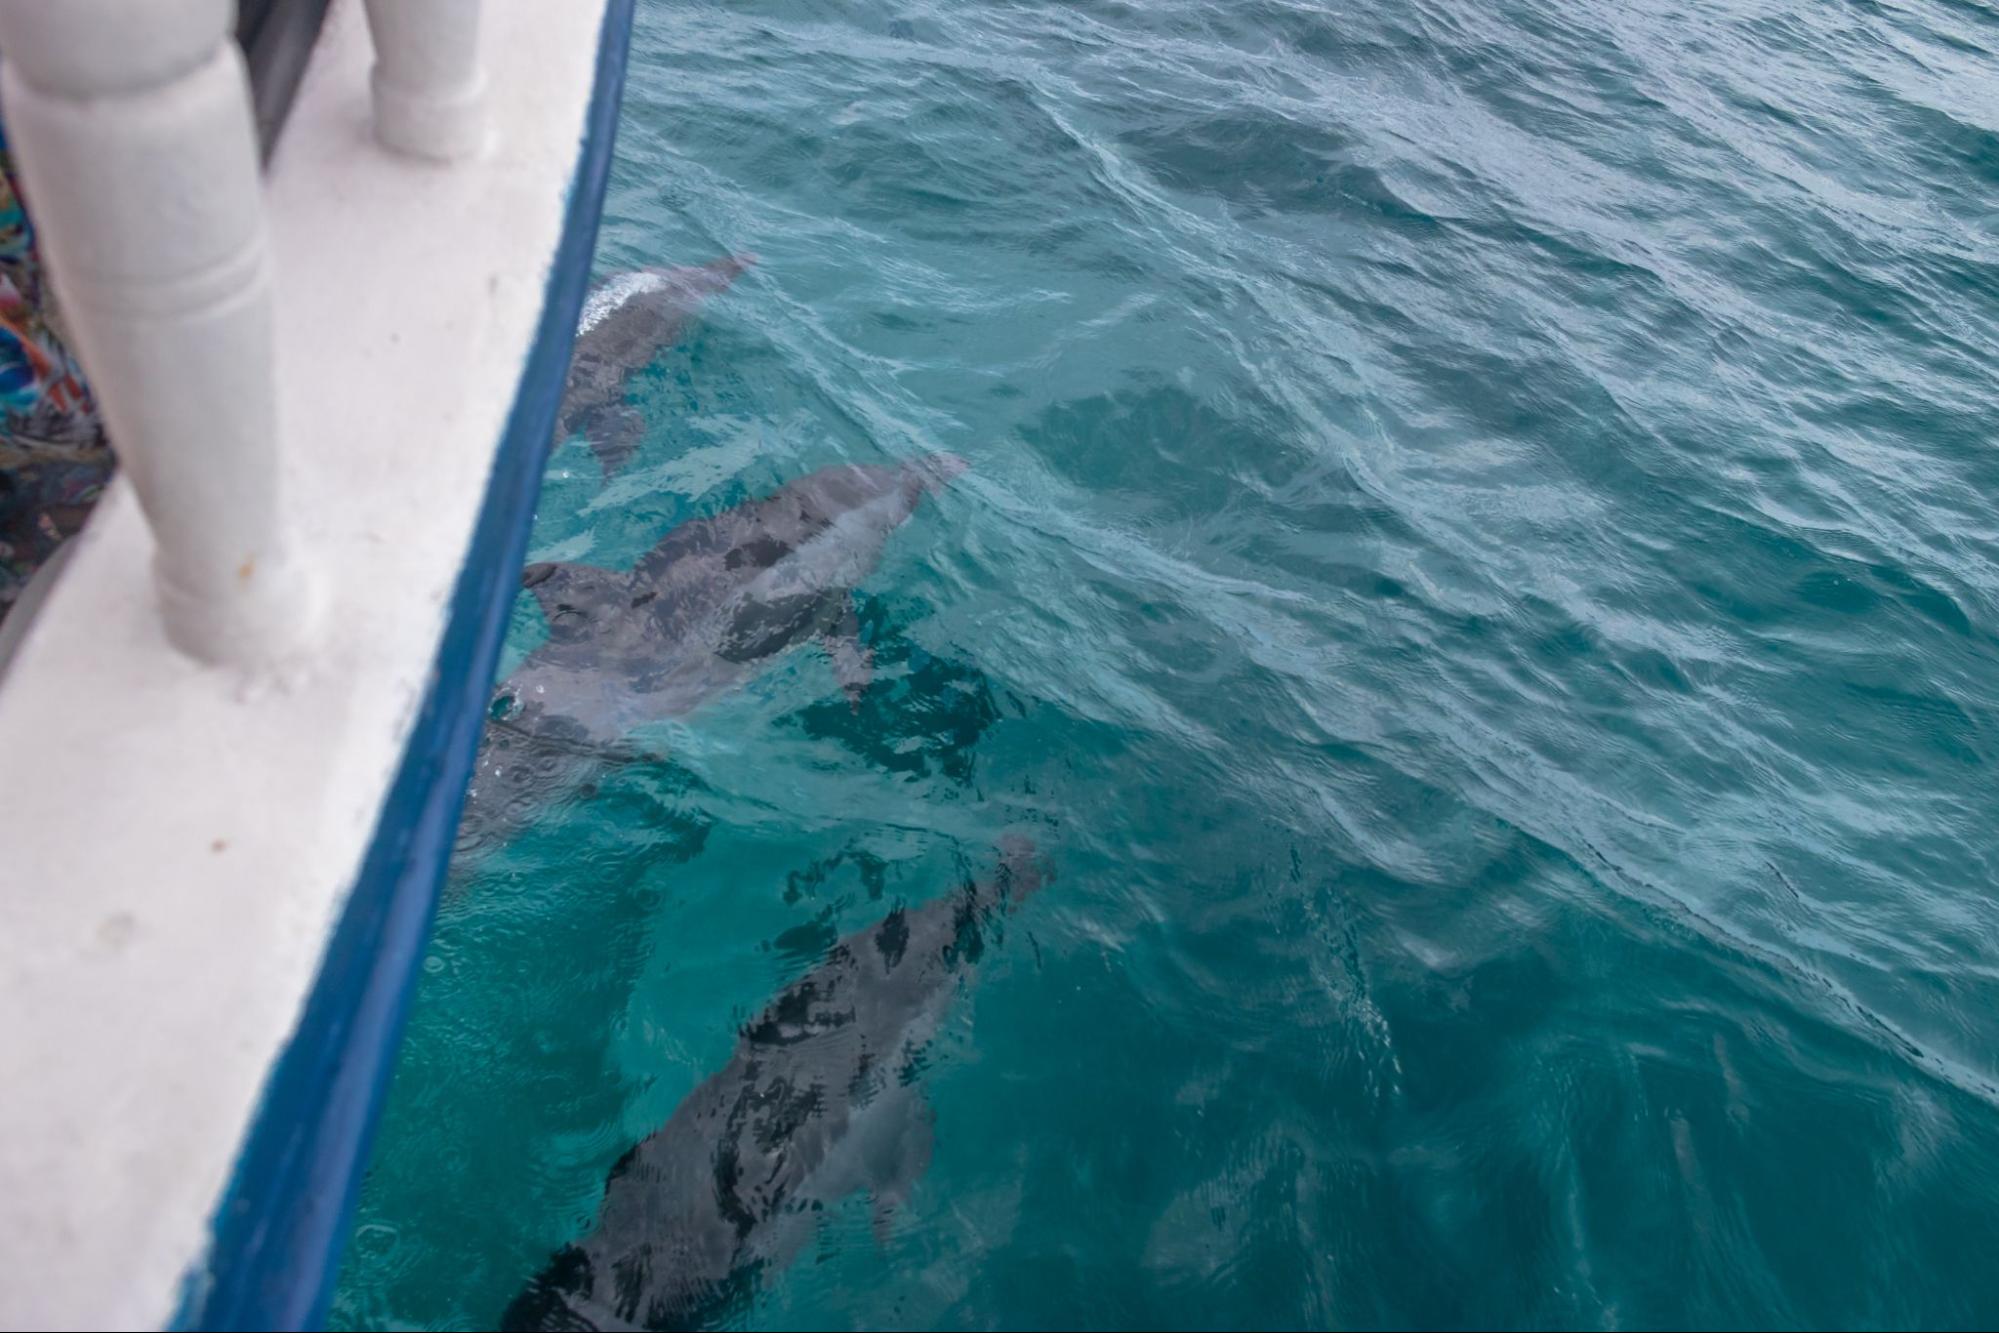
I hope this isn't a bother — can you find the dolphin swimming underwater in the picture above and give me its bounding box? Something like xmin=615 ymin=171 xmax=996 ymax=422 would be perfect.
xmin=458 ymin=453 xmax=967 ymax=853
xmin=558 ymin=255 xmax=756 ymax=476
xmin=500 ymin=838 xmax=1050 ymax=1332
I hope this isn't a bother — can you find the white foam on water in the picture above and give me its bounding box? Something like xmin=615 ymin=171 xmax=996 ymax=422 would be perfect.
xmin=577 ymin=269 xmax=669 ymax=335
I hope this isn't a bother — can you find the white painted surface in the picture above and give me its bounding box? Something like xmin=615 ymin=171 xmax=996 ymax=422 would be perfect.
xmin=363 ymin=0 xmax=487 ymax=160
xmin=0 ymin=0 xmax=309 ymax=665
xmin=0 ymin=0 xmax=609 ymax=1326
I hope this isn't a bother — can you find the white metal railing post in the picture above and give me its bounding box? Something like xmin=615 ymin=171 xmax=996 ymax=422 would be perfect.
xmin=0 ymin=0 xmax=311 ymax=665
xmin=362 ymin=0 xmax=487 ymax=161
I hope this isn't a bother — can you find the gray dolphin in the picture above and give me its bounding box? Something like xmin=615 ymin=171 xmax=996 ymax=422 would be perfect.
xmin=458 ymin=453 xmax=967 ymax=853
xmin=500 ymin=837 xmax=1049 ymax=1331
xmin=558 ymin=255 xmax=757 ymax=476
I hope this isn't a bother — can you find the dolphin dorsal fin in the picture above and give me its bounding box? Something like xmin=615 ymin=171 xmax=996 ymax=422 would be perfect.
xmin=520 ymin=561 xmax=628 ymax=641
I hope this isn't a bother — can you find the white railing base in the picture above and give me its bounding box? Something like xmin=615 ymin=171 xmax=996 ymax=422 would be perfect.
xmin=363 ymin=0 xmax=488 ymax=161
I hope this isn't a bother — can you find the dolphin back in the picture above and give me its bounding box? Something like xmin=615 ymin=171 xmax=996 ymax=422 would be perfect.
xmin=560 ymin=254 xmax=758 ymax=476
xmin=501 ymin=837 xmax=1045 ymax=1331
xmin=457 ymin=454 xmax=968 ymax=859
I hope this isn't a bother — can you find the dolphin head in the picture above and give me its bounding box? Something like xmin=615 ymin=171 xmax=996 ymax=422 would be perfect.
xmin=991 ymin=833 xmax=1050 ymax=910
xmin=827 ymin=451 xmax=968 ymax=509
xmin=575 ymin=253 xmax=756 ymax=344
xmin=907 ymin=450 xmax=969 ymax=493
xmin=644 ymin=252 xmax=758 ymax=302
xmin=763 ymin=452 xmax=967 ymax=548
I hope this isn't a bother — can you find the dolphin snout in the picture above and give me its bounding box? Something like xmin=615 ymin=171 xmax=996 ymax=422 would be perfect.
xmin=908 ymin=451 xmax=970 ymax=492
xmin=645 ymin=252 xmax=759 ymax=295
xmin=994 ymin=833 xmax=1050 ymax=907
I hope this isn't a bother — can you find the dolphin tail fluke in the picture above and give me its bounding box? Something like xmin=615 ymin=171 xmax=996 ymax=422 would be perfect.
xmin=587 ymin=405 xmax=646 ymax=478
xmin=866 ymin=1092 xmax=935 ymax=1247
xmin=822 ymin=593 xmax=873 ymax=710
xmin=500 ymin=1244 xmax=597 ymax=1332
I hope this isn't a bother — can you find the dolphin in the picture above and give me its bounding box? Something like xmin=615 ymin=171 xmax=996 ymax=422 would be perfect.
xmin=458 ymin=453 xmax=967 ymax=853
xmin=558 ymin=255 xmax=757 ymax=476
xmin=500 ymin=838 xmax=1050 ymax=1331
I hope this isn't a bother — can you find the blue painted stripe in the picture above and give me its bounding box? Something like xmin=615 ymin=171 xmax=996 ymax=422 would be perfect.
xmin=177 ymin=3 xmax=635 ymax=1327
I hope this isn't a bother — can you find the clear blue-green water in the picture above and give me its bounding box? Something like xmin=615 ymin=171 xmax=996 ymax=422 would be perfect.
xmin=332 ymin=0 xmax=1999 ymax=1327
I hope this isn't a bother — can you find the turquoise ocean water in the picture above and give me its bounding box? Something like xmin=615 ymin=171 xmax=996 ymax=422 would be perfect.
xmin=333 ymin=0 xmax=1999 ymax=1327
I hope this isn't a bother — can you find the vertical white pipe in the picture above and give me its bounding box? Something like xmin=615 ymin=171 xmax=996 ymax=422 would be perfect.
xmin=362 ymin=0 xmax=487 ymax=161
xmin=0 ymin=0 xmax=312 ymax=665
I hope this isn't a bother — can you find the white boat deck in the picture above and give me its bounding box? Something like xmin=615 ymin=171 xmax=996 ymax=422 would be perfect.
xmin=0 ymin=0 xmax=620 ymax=1326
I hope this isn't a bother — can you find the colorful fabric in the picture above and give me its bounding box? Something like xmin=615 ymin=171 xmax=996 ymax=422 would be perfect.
xmin=0 ymin=116 xmax=111 ymax=619
xmin=0 ymin=455 xmax=105 ymax=610
xmin=0 ymin=119 xmax=103 ymax=449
